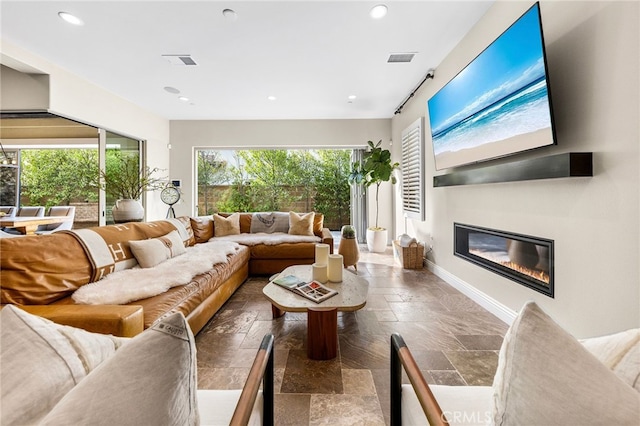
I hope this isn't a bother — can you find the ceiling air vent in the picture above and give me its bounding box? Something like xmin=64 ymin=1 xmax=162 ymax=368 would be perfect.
xmin=162 ymin=54 xmax=198 ymax=66
xmin=387 ymin=53 xmax=415 ymax=63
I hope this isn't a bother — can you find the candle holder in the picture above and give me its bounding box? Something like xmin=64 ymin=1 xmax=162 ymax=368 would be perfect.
xmin=328 ymin=254 xmax=343 ymax=282
xmin=315 ymin=243 xmax=330 ymax=265
xmin=312 ymin=263 xmax=328 ymax=283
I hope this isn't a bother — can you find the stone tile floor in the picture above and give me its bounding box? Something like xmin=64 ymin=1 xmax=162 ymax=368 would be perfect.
xmin=196 ymin=247 xmax=508 ymax=425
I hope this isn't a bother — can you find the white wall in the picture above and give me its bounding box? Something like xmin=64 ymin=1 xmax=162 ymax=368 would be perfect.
xmin=169 ymin=119 xmax=392 ymax=228
xmin=391 ymin=1 xmax=639 ymax=338
xmin=0 ymin=40 xmax=171 ymax=220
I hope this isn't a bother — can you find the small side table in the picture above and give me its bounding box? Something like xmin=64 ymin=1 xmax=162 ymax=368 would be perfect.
xmin=338 ymin=237 xmax=360 ymax=271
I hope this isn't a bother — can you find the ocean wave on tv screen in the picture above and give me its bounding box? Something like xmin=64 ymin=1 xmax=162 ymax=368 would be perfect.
xmin=433 ymin=80 xmax=551 ymax=155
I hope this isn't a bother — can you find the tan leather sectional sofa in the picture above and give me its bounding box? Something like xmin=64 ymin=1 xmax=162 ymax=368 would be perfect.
xmin=0 ymin=213 xmax=332 ymax=337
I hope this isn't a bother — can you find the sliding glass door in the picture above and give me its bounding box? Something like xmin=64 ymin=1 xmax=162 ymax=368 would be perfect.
xmin=102 ymin=131 xmax=142 ymax=225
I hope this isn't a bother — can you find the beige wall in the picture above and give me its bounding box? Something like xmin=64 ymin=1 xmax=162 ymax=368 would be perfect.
xmin=391 ymin=1 xmax=639 ymax=337
xmin=0 ymin=65 xmax=49 ymax=110
xmin=0 ymin=40 xmax=171 ymax=220
xmin=169 ymin=119 xmax=392 ymax=230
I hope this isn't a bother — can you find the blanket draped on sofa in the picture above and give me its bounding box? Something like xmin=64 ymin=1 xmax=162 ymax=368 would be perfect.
xmin=213 ymin=232 xmax=320 ymax=246
xmin=72 ymin=241 xmax=240 ymax=305
xmin=62 ymin=221 xmax=181 ymax=282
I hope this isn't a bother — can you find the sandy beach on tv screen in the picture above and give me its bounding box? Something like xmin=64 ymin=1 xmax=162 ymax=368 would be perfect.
xmin=435 ymin=128 xmax=552 ymax=170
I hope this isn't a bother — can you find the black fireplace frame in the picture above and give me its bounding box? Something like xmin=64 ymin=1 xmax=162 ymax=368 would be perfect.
xmin=454 ymin=223 xmax=554 ymax=298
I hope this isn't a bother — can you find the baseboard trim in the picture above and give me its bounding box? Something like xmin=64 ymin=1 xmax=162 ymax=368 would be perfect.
xmin=426 ymin=260 xmax=517 ymax=325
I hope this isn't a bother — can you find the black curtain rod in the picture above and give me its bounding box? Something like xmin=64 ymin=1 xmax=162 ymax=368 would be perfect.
xmin=394 ymin=69 xmax=435 ymax=115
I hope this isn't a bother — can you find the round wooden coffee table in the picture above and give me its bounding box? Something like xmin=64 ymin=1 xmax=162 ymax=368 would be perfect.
xmin=262 ymin=264 xmax=369 ymax=360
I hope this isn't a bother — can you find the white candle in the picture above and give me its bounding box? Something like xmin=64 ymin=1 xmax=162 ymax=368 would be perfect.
xmin=315 ymin=243 xmax=330 ymax=265
xmin=328 ymin=254 xmax=343 ymax=282
xmin=312 ymin=263 xmax=328 ymax=283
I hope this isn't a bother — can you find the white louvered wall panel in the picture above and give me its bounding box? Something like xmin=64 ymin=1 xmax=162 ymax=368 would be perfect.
xmin=401 ymin=118 xmax=425 ymax=221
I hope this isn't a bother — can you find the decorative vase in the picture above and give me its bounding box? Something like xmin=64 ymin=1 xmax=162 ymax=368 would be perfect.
xmin=112 ymin=199 xmax=144 ymax=223
xmin=338 ymin=237 xmax=360 ymax=271
xmin=366 ymin=228 xmax=388 ymax=253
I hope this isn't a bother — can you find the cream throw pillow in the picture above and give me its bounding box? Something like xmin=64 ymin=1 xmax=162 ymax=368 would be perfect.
xmin=129 ymin=230 xmax=187 ymax=268
xmin=492 ymin=301 xmax=640 ymax=425
xmin=214 ymin=212 xmax=241 ymax=237
xmin=40 ymin=312 xmax=199 ymax=425
xmin=581 ymin=328 xmax=640 ymax=391
xmin=288 ymin=211 xmax=315 ymax=236
xmin=0 ymin=305 xmax=126 ymax=425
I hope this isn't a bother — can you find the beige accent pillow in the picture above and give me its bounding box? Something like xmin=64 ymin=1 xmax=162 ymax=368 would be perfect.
xmin=288 ymin=211 xmax=315 ymax=236
xmin=129 ymin=230 xmax=187 ymax=268
xmin=40 ymin=312 xmax=199 ymax=425
xmin=492 ymin=301 xmax=640 ymax=425
xmin=0 ymin=305 xmax=126 ymax=425
xmin=214 ymin=212 xmax=241 ymax=237
xmin=581 ymin=328 xmax=640 ymax=391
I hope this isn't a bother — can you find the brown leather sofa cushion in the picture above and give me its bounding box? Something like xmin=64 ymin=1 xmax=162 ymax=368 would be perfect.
xmin=1 ymin=233 xmax=92 ymax=305
xmin=1 ymin=220 xmax=187 ymax=305
xmin=123 ymin=246 xmax=250 ymax=328
xmin=249 ymin=242 xmax=315 ymax=259
xmin=313 ymin=213 xmax=324 ymax=237
xmin=190 ymin=216 xmax=214 ymax=243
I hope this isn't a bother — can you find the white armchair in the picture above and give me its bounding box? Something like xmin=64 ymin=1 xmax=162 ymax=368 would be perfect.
xmin=36 ymin=206 xmax=76 ymax=234
xmin=1 ymin=306 xmax=275 ymax=426
xmin=0 ymin=206 xmax=16 ymax=217
xmin=392 ymin=301 xmax=640 ymax=425
xmin=16 ymin=206 xmax=45 ymax=217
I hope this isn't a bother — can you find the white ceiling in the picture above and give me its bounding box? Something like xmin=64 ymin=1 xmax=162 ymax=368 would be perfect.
xmin=0 ymin=1 xmax=493 ymax=120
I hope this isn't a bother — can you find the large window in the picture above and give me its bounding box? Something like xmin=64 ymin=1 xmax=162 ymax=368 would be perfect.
xmin=0 ymin=114 xmax=143 ymax=227
xmin=195 ymin=148 xmax=352 ymax=230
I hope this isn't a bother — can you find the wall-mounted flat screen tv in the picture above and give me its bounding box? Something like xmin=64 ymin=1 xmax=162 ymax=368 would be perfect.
xmin=427 ymin=3 xmax=556 ymax=171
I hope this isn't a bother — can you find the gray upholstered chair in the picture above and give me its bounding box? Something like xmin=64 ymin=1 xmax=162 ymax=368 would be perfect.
xmin=35 ymin=206 xmax=76 ymax=234
xmin=16 ymin=206 xmax=45 ymax=217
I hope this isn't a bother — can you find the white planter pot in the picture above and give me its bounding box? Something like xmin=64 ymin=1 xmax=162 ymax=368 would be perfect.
xmin=366 ymin=228 xmax=388 ymax=253
xmin=112 ymin=199 xmax=144 ymax=223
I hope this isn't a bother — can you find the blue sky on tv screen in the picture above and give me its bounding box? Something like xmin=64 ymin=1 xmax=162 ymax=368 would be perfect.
xmin=428 ymin=4 xmax=545 ymax=136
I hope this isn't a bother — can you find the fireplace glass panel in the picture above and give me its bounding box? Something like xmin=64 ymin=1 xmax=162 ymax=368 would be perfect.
xmin=455 ymin=223 xmax=554 ymax=297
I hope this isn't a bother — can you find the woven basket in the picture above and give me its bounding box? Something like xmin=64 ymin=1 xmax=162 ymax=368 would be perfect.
xmin=393 ymin=240 xmax=424 ymax=269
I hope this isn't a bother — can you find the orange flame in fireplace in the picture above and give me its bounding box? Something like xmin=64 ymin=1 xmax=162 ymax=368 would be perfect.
xmin=469 ymin=249 xmax=550 ymax=286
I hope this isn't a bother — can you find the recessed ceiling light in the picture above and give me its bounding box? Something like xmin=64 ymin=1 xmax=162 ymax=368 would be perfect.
xmin=348 ymin=95 xmax=357 ymax=100
xmin=178 ymin=96 xmax=190 ymax=102
xmin=267 ymin=96 xmax=277 ymax=101
xmin=162 ymin=54 xmax=197 ymax=66
xmin=370 ymin=4 xmax=388 ymax=19
xmin=58 ymin=11 xmax=84 ymax=26
xmin=164 ymin=86 xmax=180 ymax=94
xmin=222 ymin=8 xmax=238 ymax=21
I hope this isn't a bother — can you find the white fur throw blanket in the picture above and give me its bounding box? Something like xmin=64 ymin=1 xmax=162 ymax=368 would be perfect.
xmin=213 ymin=232 xmax=320 ymax=246
xmin=72 ymin=241 xmax=240 ymax=305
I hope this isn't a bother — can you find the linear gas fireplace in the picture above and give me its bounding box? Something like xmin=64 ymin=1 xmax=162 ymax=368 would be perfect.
xmin=454 ymin=223 xmax=554 ymax=298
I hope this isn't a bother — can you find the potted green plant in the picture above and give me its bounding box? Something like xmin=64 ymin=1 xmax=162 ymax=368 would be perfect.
xmin=341 ymin=225 xmax=356 ymax=239
xmin=100 ymin=152 xmax=165 ymax=223
xmin=348 ymin=140 xmax=399 ymax=252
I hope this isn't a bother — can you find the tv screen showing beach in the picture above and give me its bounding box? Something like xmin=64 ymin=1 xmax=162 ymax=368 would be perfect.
xmin=427 ymin=3 xmax=556 ymax=171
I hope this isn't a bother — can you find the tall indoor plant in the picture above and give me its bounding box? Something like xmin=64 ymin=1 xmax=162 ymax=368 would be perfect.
xmin=100 ymin=152 xmax=165 ymax=223
xmin=348 ymin=140 xmax=399 ymax=252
